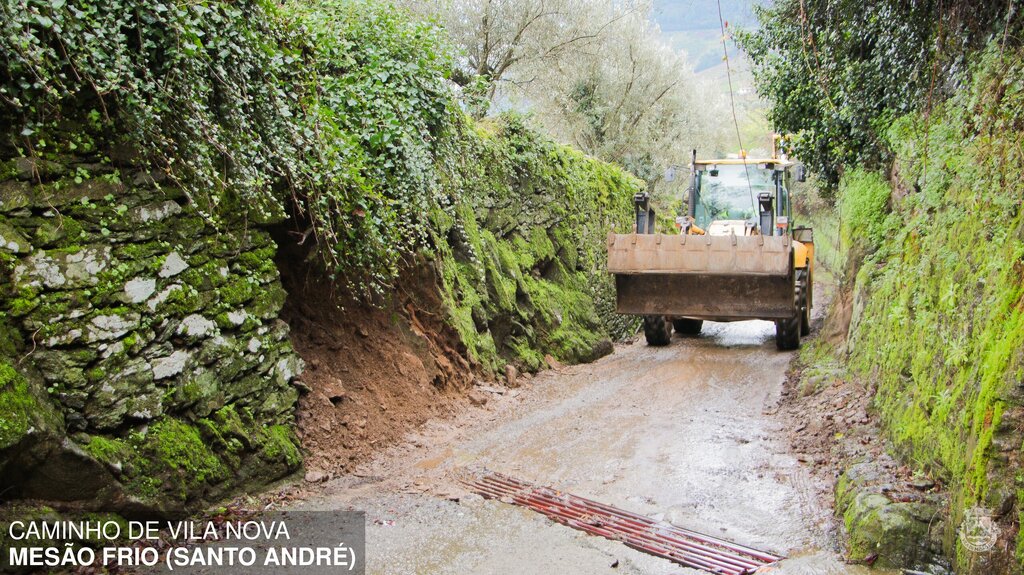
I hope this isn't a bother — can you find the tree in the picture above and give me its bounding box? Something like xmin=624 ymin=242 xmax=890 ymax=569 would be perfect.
xmin=736 ymin=0 xmax=1019 ymax=194
xmin=402 ymin=0 xmax=732 ymax=223
xmin=402 ymin=0 xmax=630 ymax=104
xmin=531 ymin=6 xmax=725 ymax=193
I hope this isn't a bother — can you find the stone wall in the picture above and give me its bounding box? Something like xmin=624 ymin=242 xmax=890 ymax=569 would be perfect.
xmin=0 ymin=157 xmax=302 ymax=516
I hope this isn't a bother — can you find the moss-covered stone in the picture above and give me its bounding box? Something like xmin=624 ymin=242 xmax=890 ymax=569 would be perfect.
xmin=0 ymin=363 xmax=38 ymax=450
xmin=0 ymin=164 xmax=302 ymax=513
xmin=138 ymin=418 xmax=228 ymax=502
xmin=804 ymin=47 xmax=1024 ymax=573
xmin=835 ymin=460 xmax=944 ymax=569
xmin=261 ymin=424 xmax=302 ymax=469
xmin=433 ymin=119 xmax=637 ymax=374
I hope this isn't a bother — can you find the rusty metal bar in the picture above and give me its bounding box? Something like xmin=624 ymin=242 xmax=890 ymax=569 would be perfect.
xmin=472 ymin=476 xmax=761 ymax=571
xmin=467 ymin=481 xmax=744 ymax=575
xmin=460 ymin=471 xmax=782 ymax=575
xmin=479 ymin=472 xmax=780 ymax=563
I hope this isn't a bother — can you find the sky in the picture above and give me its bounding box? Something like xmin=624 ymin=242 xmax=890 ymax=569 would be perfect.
xmin=651 ymin=0 xmax=764 ymax=72
xmin=651 ymin=0 xmax=761 ymax=33
xmin=650 ymin=0 xmax=772 ymax=155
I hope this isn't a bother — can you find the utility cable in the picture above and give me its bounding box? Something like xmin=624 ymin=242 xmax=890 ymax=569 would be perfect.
xmin=716 ymin=0 xmax=757 ymax=225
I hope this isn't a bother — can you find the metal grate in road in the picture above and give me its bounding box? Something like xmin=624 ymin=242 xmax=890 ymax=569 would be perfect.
xmin=460 ymin=470 xmax=783 ymax=575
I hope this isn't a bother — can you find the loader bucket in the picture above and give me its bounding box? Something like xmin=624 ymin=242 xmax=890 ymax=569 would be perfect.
xmin=607 ymin=233 xmax=796 ymax=321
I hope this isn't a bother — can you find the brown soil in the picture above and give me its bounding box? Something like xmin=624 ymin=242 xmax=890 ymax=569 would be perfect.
xmin=273 ymin=239 xmax=478 ymax=476
xmin=770 ymin=272 xmax=943 ymax=557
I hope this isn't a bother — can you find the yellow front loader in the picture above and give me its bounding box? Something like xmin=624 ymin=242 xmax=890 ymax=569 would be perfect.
xmin=607 ymin=150 xmax=813 ymax=350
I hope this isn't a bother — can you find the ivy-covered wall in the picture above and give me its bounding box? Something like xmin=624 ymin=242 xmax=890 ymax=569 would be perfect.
xmin=0 ymin=0 xmax=639 ymax=513
xmin=816 ymin=47 xmax=1024 ymax=573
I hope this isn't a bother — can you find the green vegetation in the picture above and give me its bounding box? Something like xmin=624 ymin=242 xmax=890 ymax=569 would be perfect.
xmin=431 ymin=117 xmax=638 ymax=371
xmin=0 ymin=362 xmax=33 ymax=450
xmin=82 ymin=408 xmax=302 ymax=505
xmin=783 ymin=43 xmax=1024 ymax=571
xmin=836 ymin=170 xmax=892 ymax=253
xmin=846 ymin=49 xmax=1024 ymax=569
xmin=147 ymin=419 xmax=227 ymax=499
xmin=0 ymin=0 xmax=445 ymax=297
xmin=744 ymin=0 xmax=1024 ymax=566
xmin=738 ymin=0 xmax=1017 ymax=193
xmin=82 ymin=435 xmax=132 ymax=467
xmin=1 ymin=0 xmax=636 ymax=360
xmin=262 ymin=425 xmax=302 ymax=469
xmin=1 ymin=0 xmax=630 ymax=306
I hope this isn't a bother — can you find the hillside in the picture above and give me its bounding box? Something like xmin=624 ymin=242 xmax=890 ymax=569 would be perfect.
xmin=742 ymin=1 xmax=1024 ymax=571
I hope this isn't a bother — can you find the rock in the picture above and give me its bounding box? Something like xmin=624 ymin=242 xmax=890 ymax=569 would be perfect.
xmin=123 ymin=277 xmax=157 ymax=304
xmin=130 ymin=200 xmax=182 ymax=224
xmin=147 ymin=283 xmax=183 ymax=311
xmin=44 ymin=326 xmax=84 ymax=348
xmin=159 ymin=251 xmax=189 ymax=278
xmin=505 ymin=364 xmax=519 ymax=387
xmin=842 ymin=492 xmax=929 ymax=568
xmin=468 ymin=390 xmax=489 ymax=406
xmin=322 ymin=377 xmax=347 ymax=404
xmin=476 ymin=384 xmax=506 ymax=395
xmin=86 ymin=357 xmax=158 ymax=429
xmin=0 ymin=220 xmax=30 ymax=254
xmin=226 ymin=309 xmax=249 ymax=326
xmin=0 ymin=180 xmax=31 ymax=212
xmin=274 ymin=355 xmax=303 ymax=385
xmin=304 ymin=470 xmax=328 ymax=483
xmin=0 ymin=365 xmax=76 ymax=499
xmin=544 ymin=354 xmax=563 ymax=370
xmin=836 ymin=459 xmax=943 ymax=570
xmin=909 ymin=477 xmax=935 ymax=491
xmin=152 ymin=350 xmax=191 ymax=380
xmin=586 ymin=339 xmax=614 ymax=362
xmin=0 ymin=173 xmax=308 ymax=512
xmin=13 ymin=246 xmax=111 ymax=289
xmin=13 ymin=157 xmax=66 ymax=181
xmin=471 ymin=306 xmax=488 ymax=331
xmin=131 ymin=170 xmax=158 ymax=187
xmin=65 ymin=247 xmax=111 ymax=284
xmin=87 ymin=312 xmax=141 ymax=342
xmin=291 ymin=378 xmax=311 ymax=394
xmin=177 ymin=314 xmax=217 ymax=340
xmin=19 ymin=438 xmax=120 ymax=505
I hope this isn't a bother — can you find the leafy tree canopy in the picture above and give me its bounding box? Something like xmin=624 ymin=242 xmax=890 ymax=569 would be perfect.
xmin=737 ymin=0 xmax=1019 ymax=195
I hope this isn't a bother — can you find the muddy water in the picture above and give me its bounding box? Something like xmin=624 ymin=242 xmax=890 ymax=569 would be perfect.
xmin=295 ymin=321 xmax=895 ymax=575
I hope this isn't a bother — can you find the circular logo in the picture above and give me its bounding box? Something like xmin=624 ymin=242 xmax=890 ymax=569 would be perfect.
xmin=959 ymin=506 xmax=998 ymax=553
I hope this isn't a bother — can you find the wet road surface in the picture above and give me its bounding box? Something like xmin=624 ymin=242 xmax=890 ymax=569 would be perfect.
xmin=293 ymin=320 xmax=891 ymax=575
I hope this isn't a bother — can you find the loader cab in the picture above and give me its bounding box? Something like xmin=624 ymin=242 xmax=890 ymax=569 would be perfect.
xmin=691 ymin=160 xmax=795 ymax=237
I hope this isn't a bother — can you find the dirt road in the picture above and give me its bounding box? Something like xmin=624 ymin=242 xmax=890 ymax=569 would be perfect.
xmin=291 ymin=321 xmax=890 ymax=574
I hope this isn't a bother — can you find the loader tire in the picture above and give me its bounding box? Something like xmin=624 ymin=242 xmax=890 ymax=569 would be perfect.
xmin=643 ymin=315 xmax=672 ymax=346
xmin=672 ymin=318 xmax=703 ymax=336
xmin=797 ymin=269 xmax=811 ymax=336
xmin=799 ymin=295 xmax=811 ymax=336
xmin=775 ymin=315 xmax=800 ymax=350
